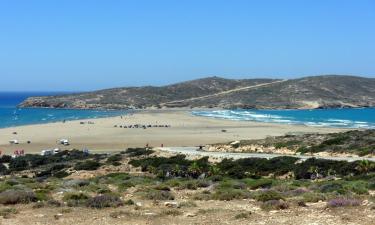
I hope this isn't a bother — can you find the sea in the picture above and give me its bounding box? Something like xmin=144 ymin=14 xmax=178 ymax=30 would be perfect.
xmin=192 ymin=108 xmax=375 ymax=129
xmin=1 ymin=92 xmax=374 ymax=129
xmin=0 ymin=92 xmax=126 ymax=128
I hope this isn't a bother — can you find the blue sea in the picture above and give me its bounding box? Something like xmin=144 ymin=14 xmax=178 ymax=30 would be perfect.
xmin=192 ymin=108 xmax=375 ymax=129
xmin=0 ymin=92 xmax=126 ymax=128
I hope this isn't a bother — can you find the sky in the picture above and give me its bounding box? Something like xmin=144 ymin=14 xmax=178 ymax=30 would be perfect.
xmin=0 ymin=0 xmax=374 ymax=91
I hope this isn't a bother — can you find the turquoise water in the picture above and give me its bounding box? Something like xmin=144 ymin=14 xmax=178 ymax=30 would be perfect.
xmin=192 ymin=108 xmax=375 ymax=129
xmin=0 ymin=92 xmax=126 ymax=128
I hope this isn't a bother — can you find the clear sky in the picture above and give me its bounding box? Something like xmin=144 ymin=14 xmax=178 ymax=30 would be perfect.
xmin=1 ymin=0 xmax=374 ymax=91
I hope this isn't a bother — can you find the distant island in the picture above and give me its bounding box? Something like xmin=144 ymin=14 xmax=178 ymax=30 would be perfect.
xmin=19 ymin=75 xmax=375 ymax=110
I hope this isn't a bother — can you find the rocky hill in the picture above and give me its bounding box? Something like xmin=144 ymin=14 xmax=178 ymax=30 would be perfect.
xmin=19 ymin=75 xmax=375 ymax=109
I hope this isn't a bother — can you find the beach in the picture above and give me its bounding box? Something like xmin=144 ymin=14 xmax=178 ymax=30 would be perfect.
xmin=0 ymin=110 xmax=344 ymax=154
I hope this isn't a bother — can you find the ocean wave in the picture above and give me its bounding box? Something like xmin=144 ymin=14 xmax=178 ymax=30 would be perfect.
xmin=192 ymin=110 xmax=375 ymax=129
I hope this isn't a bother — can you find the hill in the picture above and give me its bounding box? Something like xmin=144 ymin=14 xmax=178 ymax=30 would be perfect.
xmin=19 ymin=75 xmax=375 ymax=109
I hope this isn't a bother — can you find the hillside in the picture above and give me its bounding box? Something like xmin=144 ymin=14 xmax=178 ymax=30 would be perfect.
xmin=19 ymin=75 xmax=375 ymax=109
xmin=209 ymin=129 xmax=375 ymax=157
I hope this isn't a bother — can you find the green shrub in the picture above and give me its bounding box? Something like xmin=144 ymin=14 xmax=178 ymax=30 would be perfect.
xmin=255 ymin=190 xmax=284 ymax=202
xmin=243 ymin=178 xmax=273 ymax=190
xmin=301 ymin=192 xmax=326 ymax=203
xmin=74 ymin=160 xmax=101 ymax=171
xmin=106 ymin=154 xmax=123 ymax=166
xmin=141 ymin=189 xmax=175 ymax=200
xmin=124 ymin=199 xmax=135 ymax=205
xmin=212 ymin=188 xmax=251 ymax=201
xmin=124 ymin=148 xmax=154 ymax=157
xmin=63 ymin=192 xmax=90 ymax=207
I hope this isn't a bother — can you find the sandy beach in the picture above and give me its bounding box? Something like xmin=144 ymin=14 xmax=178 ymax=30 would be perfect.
xmin=0 ymin=110 xmax=344 ymax=154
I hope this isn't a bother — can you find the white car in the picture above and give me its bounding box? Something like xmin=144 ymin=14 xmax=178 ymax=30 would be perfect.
xmin=41 ymin=149 xmax=54 ymax=156
xmin=9 ymin=140 xmax=19 ymax=144
xmin=59 ymin=139 xmax=70 ymax=146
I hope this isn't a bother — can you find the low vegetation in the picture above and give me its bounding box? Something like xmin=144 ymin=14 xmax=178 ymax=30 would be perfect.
xmin=0 ymin=143 xmax=372 ymax=221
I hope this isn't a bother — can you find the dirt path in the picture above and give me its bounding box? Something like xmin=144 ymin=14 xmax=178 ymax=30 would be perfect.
xmin=161 ymin=80 xmax=287 ymax=105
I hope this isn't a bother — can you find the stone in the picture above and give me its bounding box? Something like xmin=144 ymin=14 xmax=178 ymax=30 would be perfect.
xmin=164 ymin=201 xmax=180 ymax=208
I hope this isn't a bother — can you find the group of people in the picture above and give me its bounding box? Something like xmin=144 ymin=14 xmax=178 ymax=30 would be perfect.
xmin=114 ymin=124 xmax=171 ymax=129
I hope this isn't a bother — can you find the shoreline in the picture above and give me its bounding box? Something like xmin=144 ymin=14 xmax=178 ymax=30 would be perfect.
xmin=0 ymin=110 xmax=347 ymax=155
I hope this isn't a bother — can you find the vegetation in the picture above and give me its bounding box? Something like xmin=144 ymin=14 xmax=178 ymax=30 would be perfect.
xmin=0 ymin=145 xmax=372 ymax=217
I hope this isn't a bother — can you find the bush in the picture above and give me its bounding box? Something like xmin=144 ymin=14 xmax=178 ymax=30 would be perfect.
xmin=261 ymin=200 xmax=289 ymax=210
xmin=63 ymin=192 xmax=89 ymax=201
xmin=243 ymin=178 xmax=273 ymax=190
xmin=63 ymin=192 xmax=89 ymax=207
xmin=0 ymin=164 xmax=8 ymax=175
xmin=0 ymin=155 xmax=12 ymax=163
xmin=327 ymin=198 xmax=361 ymax=208
xmin=301 ymin=192 xmax=326 ymax=203
xmin=255 ymin=190 xmax=284 ymax=202
xmin=141 ymin=189 xmax=175 ymax=200
xmin=0 ymin=190 xmax=37 ymax=204
xmin=106 ymin=154 xmax=123 ymax=166
xmin=161 ymin=209 xmax=182 ymax=216
xmin=234 ymin=211 xmax=252 ymax=219
xmin=212 ymin=188 xmax=252 ymax=201
xmin=124 ymin=199 xmax=135 ymax=205
xmin=74 ymin=160 xmax=101 ymax=171
xmin=124 ymin=148 xmax=154 ymax=157
xmin=8 ymin=158 xmax=29 ymax=171
xmin=0 ymin=207 xmax=19 ymax=218
xmin=86 ymin=194 xmax=123 ymax=208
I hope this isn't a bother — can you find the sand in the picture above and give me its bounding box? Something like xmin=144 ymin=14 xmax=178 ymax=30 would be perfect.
xmin=0 ymin=110 xmax=344 ymax=155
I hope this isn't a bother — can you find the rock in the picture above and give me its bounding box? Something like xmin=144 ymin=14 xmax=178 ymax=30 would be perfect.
xmin=54 ymin=213 xmax=63 ymax=220
xmin=185 ymin=213 xmax=197 ymax=217
xmin=362 ymin=200 xmax=369 ymax=206
xmin=164 ymin=201 xmax=180 ymax=208
xmin=135 ymin=202 xmax=142 ymax=207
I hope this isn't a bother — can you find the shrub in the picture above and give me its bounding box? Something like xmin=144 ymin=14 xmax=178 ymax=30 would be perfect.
xmin=0 ymin=163 xmax=9 ymax=175
xmin=0 ymin=190 xmax=37 ymax=204
xmin=141 ymin=189 xmax=175 ymax=200
xmin=64 ymin=192 xmax=89 ymax=207
xmin=212 ymin=188 xmax=252 ymax=201
xmin=243 ymin=178 xmax=273 ymax=190
xmin=124 ymin=148 xmax=154 ymax=157
xmin=160 ymin=209 xmax=182 ymax=216
xmin=8 ymin=158 xmax=29 ymax=171
xmin=261 ymin=200 xmax=289 ymax=210
xmin=124 ymin=199 xmax=135 ymax=205
xmin=255 ymin=190 xmax=284 ymax=202
xmin=86 ymin=194 xmax=123 ymax=209
xmin=0 ymin=155 xmax=12 ymax=163
xmin=234 ymin=211 xmax=252 ymax=219
xmin=302 ymin=192 xmax=326 ymax=203
xmin=0 ymin=207 xmax=19 ymax=218
xmin=179 ymin=200 xmax=197 ymax=208
xmin=327 ymin=198 xmax=361 ymax=208
xmin=319 ymin=182 xmax=346 ymax=194
xmin=192 ymin=191 xmax=212 ymax=201
xmin=74 ymin=160 xmax=101 ymax=171
xmin=106 ymin=154 xmax=123 ymax=166
xmin=63 ymin=192 xmax=89 ymax=201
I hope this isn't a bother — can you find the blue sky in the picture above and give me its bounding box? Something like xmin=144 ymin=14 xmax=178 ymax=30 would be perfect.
xmin=0 ymin=0 xmax=374 ymax=91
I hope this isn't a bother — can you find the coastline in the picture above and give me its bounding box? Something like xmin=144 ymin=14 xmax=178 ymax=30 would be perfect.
xmin=0 ymin=109 xmax=345 ymax=155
